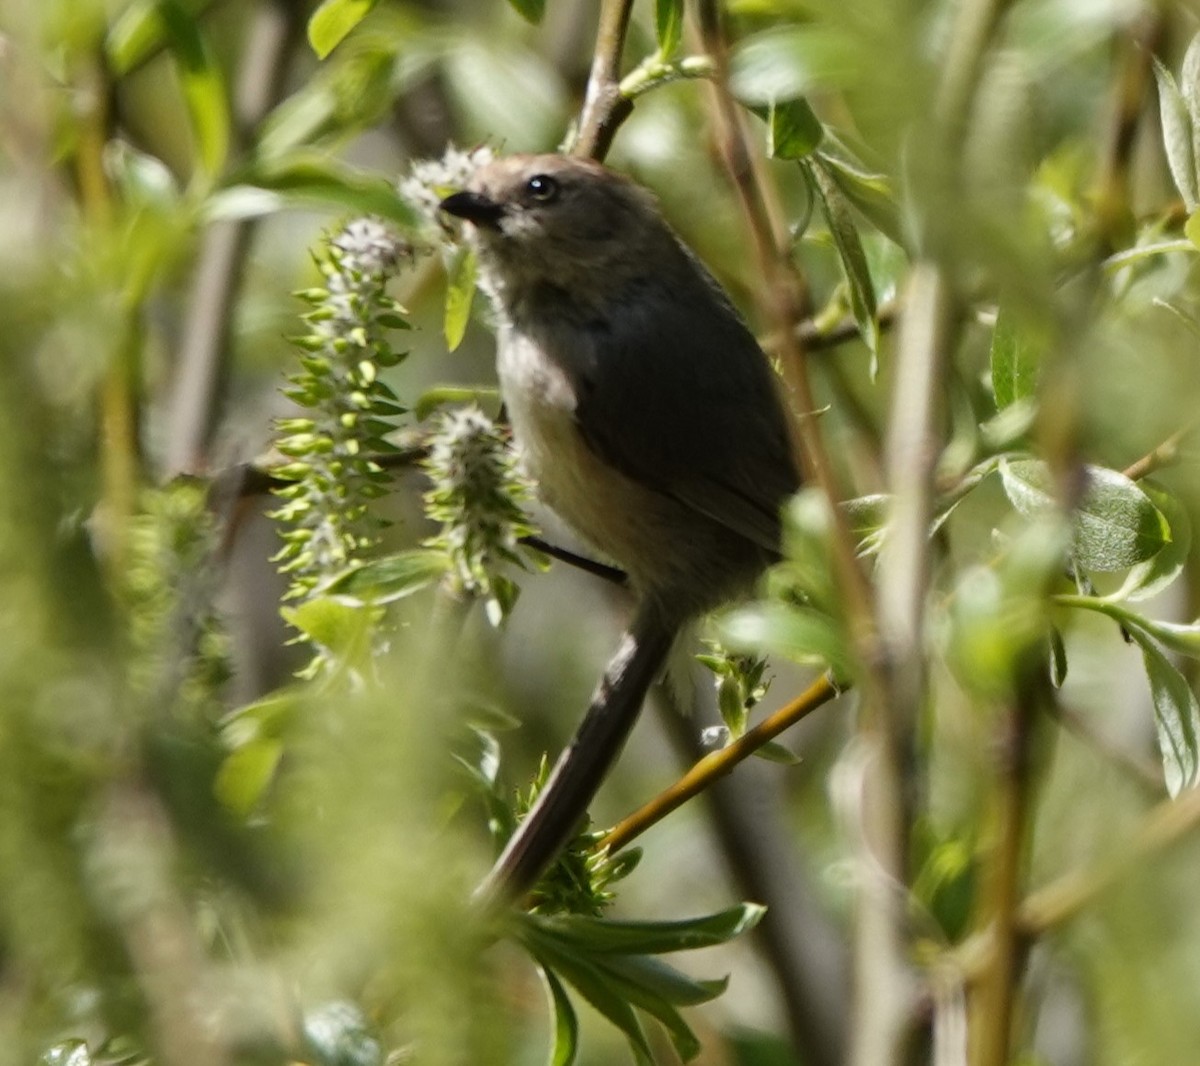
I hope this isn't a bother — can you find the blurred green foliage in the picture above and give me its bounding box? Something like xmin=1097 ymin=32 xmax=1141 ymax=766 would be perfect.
xmin=5 ymin=0 xmax=1200 ymax=1064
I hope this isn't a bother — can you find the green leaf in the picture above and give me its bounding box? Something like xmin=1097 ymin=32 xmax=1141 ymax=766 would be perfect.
xmin=506 ymin=0 xmax=546 ymax=24
xmin=521 ymin=903 xmax=765 ymax=956
xmin=596 ymin=962 xmax=702 ymax=1061
xmin=1153 ymin=57 xmax=1199 ymax=211
xmin=1187 ymin=211 xmax=1200 ymax=251
xmin=158 ymin=0 xmax=230 ymax=178
xmin=1000 ymin=460 xmax=1170 ymax=572
xmin=805 ymin=158 xmax=878 ymax=352
xmin=214 ymin=738 xmax=283 ymax=815
xmin=1110 ymin=482 xmax=1191 ymax=602
xmin=528 ymin=946 xmax=652 ymax=1065
xmin=281 ymin=595 xmax=374 ymax=654
xmin=444 ymin=246 xmax=478 ymax=352
xmin=539 ymin=966 xmax=578 ymax=1066
xmin=754 ymin=740 xmax=802 ymax=765
xmin=226 ymin=157 xmax=419 ymax=224
xmin=320 ymin=550 xmax=450 ymax=605
xmin=1049 ymin=625 xmax=1068 ymax=687
xmin=600 ymin=954 xmax=728 ymax=1007
xmin=729 ymin=25 xmax=859 ymax=105
xmin=655 ymin=0 xmax=684 ymax=56
xmin=764 ymin=98 xmax=823 ymax=160
xmin=1182 ymin=32 xmax=1200 ymax=198
xmin=990 ymin=307 xmax=1043 ymax=409
xmin=818 ymin=145 xmax=904 ymax=247
xmin=1129 ymin=629 xmax=1200 ymax=796
xmin=720 ymin=600 xmax=848 ymax=678
xmin=307 ymin=0 xmax=379 ymax=59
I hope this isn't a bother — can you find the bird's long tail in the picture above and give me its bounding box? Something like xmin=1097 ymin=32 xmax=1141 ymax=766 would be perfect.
xmin=475 ymin=605 xmax=676 ymax=908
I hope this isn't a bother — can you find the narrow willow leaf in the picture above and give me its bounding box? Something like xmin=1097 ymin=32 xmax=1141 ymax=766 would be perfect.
xmin=159 ymin=0 xmax=230 ymax=176
xmin=232 ymin=157 xmax=419 ymax=224
xmin=1182 ymin=32 xmax=1200 ymax=196
xmin=990 ymin=307 xmax=1042 ymax=408
xmin=540 ymin=966 xmax=579 ymax=1066
xmin=766 ymin=98 xmax=823 ymax=160
xmin=805 ymin=158 xmax=878 ymax=352
xmin=601 ymin=955 xmax=728 ymax=1008
xmin=307 ymin=0 xmax=379 ymax=59
xmin=1049 ymin=625 xmax=1068 ymax=687
xmin=321 ymin=550 xmax=449 ymax=604
xmin=528 ymin=947 xmax=652 ymax=1064
xmin=1128 ymin=629 xmax=1200 ymax=795
xmin=1000 ymin=460 xmax=1170 ymax=572
xmin=522 ymin=903 xmax=765 ymax=956
xmin=506 ymin=0 xmax=546 ymax=24
xmin=444 ymin=246 xmax=478 ymax=351
xmin=595 ymin=961 xmax=702 ymax=1061
xmin=819 ymin=148 xmax=904 ymax=246
xmin=655 ymin=0 xmax=684 ymax=56
xmin=1153 ymin=57 xmax=1199 ymax=211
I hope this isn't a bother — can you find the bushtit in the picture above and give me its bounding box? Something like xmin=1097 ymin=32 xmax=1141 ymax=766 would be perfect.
xmin=440 ymin=154 xmax=800 ymax=905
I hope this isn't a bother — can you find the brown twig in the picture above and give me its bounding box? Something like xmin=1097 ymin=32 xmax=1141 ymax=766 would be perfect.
xmin=599 ymin=674 xmax=841 ymax=854
xmin=570 ymin=0 xmax=636 ymax=161
xmin=1120 ymin=421 xmax=1196 ymax=482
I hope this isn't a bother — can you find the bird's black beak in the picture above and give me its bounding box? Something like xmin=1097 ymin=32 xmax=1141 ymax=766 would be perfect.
xmin=439 ymin=190 xmax=505 ymax=228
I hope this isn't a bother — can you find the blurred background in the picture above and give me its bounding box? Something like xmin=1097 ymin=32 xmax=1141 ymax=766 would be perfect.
xmin=4 ymin=1 xmax=1200 ymax=1064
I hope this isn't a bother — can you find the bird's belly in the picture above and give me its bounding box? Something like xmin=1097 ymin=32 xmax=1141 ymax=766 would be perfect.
xmin=498 ymin=333 xmax=756 ymax=616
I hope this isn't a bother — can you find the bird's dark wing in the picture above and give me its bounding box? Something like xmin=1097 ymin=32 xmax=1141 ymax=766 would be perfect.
xmin=572 ymin=261 xmax=799 ymax=554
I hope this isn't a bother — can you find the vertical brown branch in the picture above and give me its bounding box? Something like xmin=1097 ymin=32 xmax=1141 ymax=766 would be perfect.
xmin=693 ymin=0 xmax=878 ymax=656
xmin=570 ymin=0 xmax=635 ymax=161
xmin=164 ymin=0 xmax=303 ymax=477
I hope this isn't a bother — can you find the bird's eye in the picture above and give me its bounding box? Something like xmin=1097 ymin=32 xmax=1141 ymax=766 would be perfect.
xmin=525 ymin=174 xmax=560 ymax=202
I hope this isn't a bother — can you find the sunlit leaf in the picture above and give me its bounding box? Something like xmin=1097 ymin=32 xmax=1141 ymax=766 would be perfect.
xmin=158 ymin=0 xmax=230 ymax=178
xmin=655 ymin=0 xmax=684 ymax=56
xmin=307 ymin=0 xmax=379 ymax=59
xmin=1000 ymin=460 xmax=1170 ymax=572
xmin=1110 ymin=482 xmax=1191 ymax=603
xmin=990 ymin=307 xmax=1043 ymax=409
xmin=1153 ymin=57 xmax=1199 ymax=211
xmin=214 ymin=737 xmax=282 ymax=815
xmin=729 ymin=25 xmax=859 ymax=105
xmin=444 ymin=246 xmax=477 ymax=351
xmin=303 ymin=1001 xmax=383 ymax=1066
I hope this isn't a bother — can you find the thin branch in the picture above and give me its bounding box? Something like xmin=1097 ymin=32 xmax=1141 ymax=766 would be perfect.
xmin=569 ymin=0 xmax=636 ymax=161
xmin=1120 ymin=421 xmax=1196 ymax=482
xmin=598 ymin=674 xmax=840 ymax=854
xmin=949 ymin=774 xmax=1200 ymax=985
xmin=694 ymin=0 xmax=879 ymax=660
xmin=967 ymin=674 xmax=1045 ymax=1066
xmin=165 ymin=0 xmax=302 ymax=477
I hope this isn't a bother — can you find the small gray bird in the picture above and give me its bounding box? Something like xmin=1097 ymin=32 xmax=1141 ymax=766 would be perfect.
xmin=440 ymin=154 xmax=800 ymax=904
